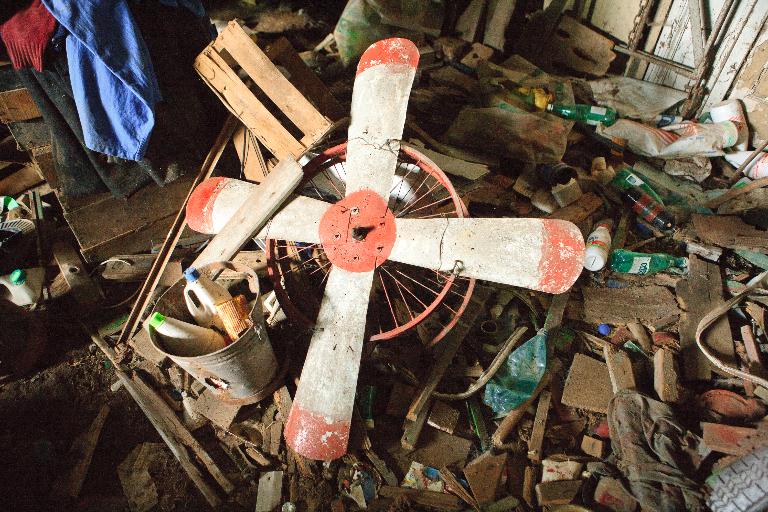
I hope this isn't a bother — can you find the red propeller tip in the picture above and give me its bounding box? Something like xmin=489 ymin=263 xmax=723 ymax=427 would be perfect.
xmin=186 ymin=176 xmax=228 ymax=234
xmin=356 ymin=38 xmax=420 ymax=77
xmin=537 ymin=219 xmax=586 ymax=294
xmin=284 ymin=403 xmax=351 ymax=460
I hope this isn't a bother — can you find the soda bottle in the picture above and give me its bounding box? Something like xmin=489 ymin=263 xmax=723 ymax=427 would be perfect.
xmin=610 ymin=249 xmax=687 ymax=275
xmin=621 ymin=187 xmax=675 ymax=231
xmin=584 ymin=220 xmax=613 ymax=271
xmin=610 ymin=166 xmax=664 ymax=205
xmin=545 ymin=103 xmax=618 ymax=126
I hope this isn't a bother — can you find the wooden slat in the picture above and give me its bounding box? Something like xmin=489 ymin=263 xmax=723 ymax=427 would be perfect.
xmin=195 ymin=50 xmax=305 ymax=159
xmin=214 ymin=22 xmax=330 ymax=137
xmin=0 ymin=164 xmax=42 ymax=196
xmin=0 ymin=88 xmax=41 ymax=123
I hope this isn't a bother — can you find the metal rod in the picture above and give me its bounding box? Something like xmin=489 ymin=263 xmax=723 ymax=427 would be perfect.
xmin=613 ymin=45 xmax=697 ymax=78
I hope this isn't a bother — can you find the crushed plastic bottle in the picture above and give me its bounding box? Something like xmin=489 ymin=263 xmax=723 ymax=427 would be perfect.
xmin=609 ymin=249 xmax=688 ymax=275
xmin=484 ymin=330 xmax=547 ymax=415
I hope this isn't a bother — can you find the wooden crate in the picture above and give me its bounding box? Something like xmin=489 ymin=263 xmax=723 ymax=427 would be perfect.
xmin=194 ymin=21 xmax=334 ymax=161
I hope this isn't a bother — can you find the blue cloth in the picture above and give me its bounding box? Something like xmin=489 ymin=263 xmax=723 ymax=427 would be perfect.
xmin=41 ymin=1 xmax=205 ymax=161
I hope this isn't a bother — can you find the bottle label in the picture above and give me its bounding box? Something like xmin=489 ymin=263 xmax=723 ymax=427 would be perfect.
xmin=629 ymin=256 xmax=652 ymax=274
xmin=590 ymin=106 xmax=607 ymax=116
xmin=624 ymin=172 xmax=644 ymax=186
xmin=586 ymin=237 xmax=608 ymax=249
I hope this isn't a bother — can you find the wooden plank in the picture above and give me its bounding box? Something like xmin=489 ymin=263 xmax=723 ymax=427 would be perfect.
xmin=603 ymin=345 xmax=636 ymax=393
xmin=527 ymin=390 xmax=551 ymax=463
xmin=192 ymin=158 xmax=304 ymax=269
xmin=194 ymin=51 xmax=306 ymax=159
xmin=547 ymin=15 xmax=616 ymax=76
xmin=583 ymin=285 xmax=680 ymax=325
xmin=52 ymin=241 xmax=103 ymax=307
xmin=215 ymin=22 xmax=330 ymax=137
xmin=379 ymin=486 xmax=464 ymax=511
xmin=676 ymin=255 xmax=737 ymax=380
xmin=692 ymin=214 xmax=768 ymax=252
xmin=232 ymin=126 xmax=268 ymax=181
xmin=701 ymin=422 xmax=757 ymax=455
xmin=535 ymin=480 xmax=582 ymax=506
xmin=0 ymin=164 xmax=42 ymax=196
xmin=561 ymin=354 xmax=612 ymax=414
xmin=102 ymin=250 xmax=266 ymax=282
xmin=654 ymin=348 xmax=681 ymax=403
xmin=546 ymin=192 xmax=602 ymax=224
xmin=7 ymin=118 xmax=50 ymax=151
xmin=463 ymin=452 xmax=508 ymax=505
xmin=0 ymin=87 xmax=41 ymax=123
xmin=255 ymin=471 xmax=283 ymax=512
xmin=49 ymin=404 xmax=110 ymax=500
xmin=264 ymin=37 xmax=345 ymax=122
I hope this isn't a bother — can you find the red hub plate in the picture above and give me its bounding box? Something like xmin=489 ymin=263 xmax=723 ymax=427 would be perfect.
xmin=319 ymin=189 xmax=396 ymax=273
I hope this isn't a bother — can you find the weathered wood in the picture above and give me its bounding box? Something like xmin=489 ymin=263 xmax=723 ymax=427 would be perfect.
xmin=0 ymin=87 xmax=40 ymax=123
xmin=561 ymin=354 xmax=612 ymax=414
xmin=426 ymin=400 xmax=459 ymax=434
xmin=603 ymin=345 xmax=636 ymax=393
xmin=102 ymin=250 xmax=267 ymax=282
xmin=583 ymin=286 xmax=680 ymax=326
xmin=535 ymin=479 xmax=583 ymax=506
xmin=232 ymin=126 xmax=268 ymax=181
xmin=49 ymin=404 xmax=110 ymax=500
xmin=548 ymin=15 xmax=616 ymax=76
xmin=626 ymin=320 xmax=652 ymax=353
xmin=215 ymin=22 xmax=330 ymax=138
xmin=581 ymin=435 xmax=605 ymax=458
xmin=255 ymin=471 xmax=284 ymax=512
xmin=264 ymin=37 xmax=345 ymax=121
xmin=692 ymin=214 xmax=768 ymax=252
xmin=0 ymin=163 xmax=42 ymax=196
xmin=527 ymin=390 xmax=551 ymax=463
xmin=192 ymin=158 xmax=304 ymax=269
xmin=463 ymin=452 xmax=508 ymax=505
xmin=701 ymin=422 xmax=757 ymax=455
xmin=52 ymin=241 xmax=103 ymax=307
xmin=379 ymin=485 xmax=463 ymax=511
xmin=654 ymin=348 xmax=681 ymax=403
xmin=547 ymin=192 xmax=602 ymax=224
xmin=676 ymin=255 xmax=737 ymax=380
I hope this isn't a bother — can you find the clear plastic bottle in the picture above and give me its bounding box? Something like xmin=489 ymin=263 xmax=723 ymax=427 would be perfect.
xmin=546 ymin=103 xmax=618 ymax=126
xmin=0 ymin=267 xmax=44 ymax=306
xmin=148 ymin=312 xmax=228 ymax=357
xmin=183 ymin=266 xmax=232 ymax=330
xmin=609 ymin=249 xmax=688 ymax=275
xmin=584 ymin=220 xmax=613 ymax=271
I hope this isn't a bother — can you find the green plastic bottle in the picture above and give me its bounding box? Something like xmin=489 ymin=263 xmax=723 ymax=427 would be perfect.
xmin=545 ymin=103 xmax=618 ymax=126
xmin=609 ymin=249 xmax=688 ymax=275
xmin=610 ymin=166 xmax=665 ymax=205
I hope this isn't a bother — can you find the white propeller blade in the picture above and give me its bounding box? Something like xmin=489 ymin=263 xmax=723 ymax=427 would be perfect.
xmin=389 ymin=217 xmax=585 ymax=294
xmin=344 ymin=39 xmax=419 ymax=199
xmin=284 ymin=38 xmax=419 ymax=460
xmin=284 ymin=267 xmax=375 ymax=460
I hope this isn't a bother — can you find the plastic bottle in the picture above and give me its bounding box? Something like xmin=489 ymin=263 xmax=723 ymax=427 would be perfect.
xmin=545 ymin=103 xmax=618 ymax=126
xmin=584 ymin=220 xmax=613 ymax=271
xmin=183 ymin=266 xmax=232 ymax=330
xmin=610 ymin=166 xmax=664 ymax=205
xmin=148 ymin=312 xmax=228 ymax=357
xmin=609 ymin=249 xmax=688 ymax=275
xmin=620 ymin=187 xmax=675 ymax=231
xmin=0 ymin=267 xmax=44 ymax=306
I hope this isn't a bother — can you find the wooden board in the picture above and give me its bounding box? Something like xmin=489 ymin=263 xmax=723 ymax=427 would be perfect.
xmin=582 ymin=285 xmax=680 ymax=325
xmin=547 ymin=192 xmax=602 ymax=224
xmin=561 ymin=354 xmax=613 ymax=414
xmin=192 ymin=158 xmax=304 ymax=269
xmin=547 ymin=15 xmax=616 ymax=76
xmin=264 ymin=37 xmax=345 ymax=122
xmin=63 ymin=173 xmax=196 ymax=263
xmin=692 ymin=214 xmax=768 ymax=252
xmin=0 ymin=163 xmax=42 ymax=196
xmin=379 ymin=486 xmax=463 ymax=511
xmin=676 ymin=255 xmax=737 ymax=380
xmin=527 ymin=390 xmax=551 ymax=463
xmin=52 ymin=241 xmax=103 ymax=307
xmin=0 ymin=87 xmax=41 ymax=123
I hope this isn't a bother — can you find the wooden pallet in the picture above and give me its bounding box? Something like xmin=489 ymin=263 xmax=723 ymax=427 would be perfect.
xmin=194 ymin=21 xmax=334 ymax=161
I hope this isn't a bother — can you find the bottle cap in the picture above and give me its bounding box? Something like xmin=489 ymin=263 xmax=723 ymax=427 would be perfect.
xmin=183 ymin=267 xmax=200 ymax=282
xmin=9 ymin=269 xmax=26 ymax=285
xmin=584 ymin=252 xmax=606 ymax=272
xmin=597 ymin=324 xmax=611 ymax=336
xmin=148 ymin=312 xmax=166 ymax=330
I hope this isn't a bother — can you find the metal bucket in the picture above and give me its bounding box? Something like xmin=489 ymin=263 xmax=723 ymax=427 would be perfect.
xmin=148 ymin=261 xmax=278 ymax=405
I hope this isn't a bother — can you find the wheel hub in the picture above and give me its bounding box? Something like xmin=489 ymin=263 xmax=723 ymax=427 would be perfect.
xmin=318 ymin=189 xmax=396 ymax=272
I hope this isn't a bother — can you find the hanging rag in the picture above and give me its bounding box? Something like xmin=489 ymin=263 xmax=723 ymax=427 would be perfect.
xmin=39 ymin=0 xmax=163 ymax=161
xmin=0 ymin=0 xmax=56 ymax=72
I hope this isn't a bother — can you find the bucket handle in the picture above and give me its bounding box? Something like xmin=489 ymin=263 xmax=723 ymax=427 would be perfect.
xmin=200 ymin=260 xmax=260 ymax=297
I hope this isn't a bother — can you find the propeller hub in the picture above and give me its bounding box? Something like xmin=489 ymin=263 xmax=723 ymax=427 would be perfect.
xmin=319 ymin=189 xmax=396 ymax=272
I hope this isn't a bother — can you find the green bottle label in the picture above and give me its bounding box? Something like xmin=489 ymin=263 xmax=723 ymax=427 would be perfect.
xmin=628 ymin=256 xmax=652 ymax=274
